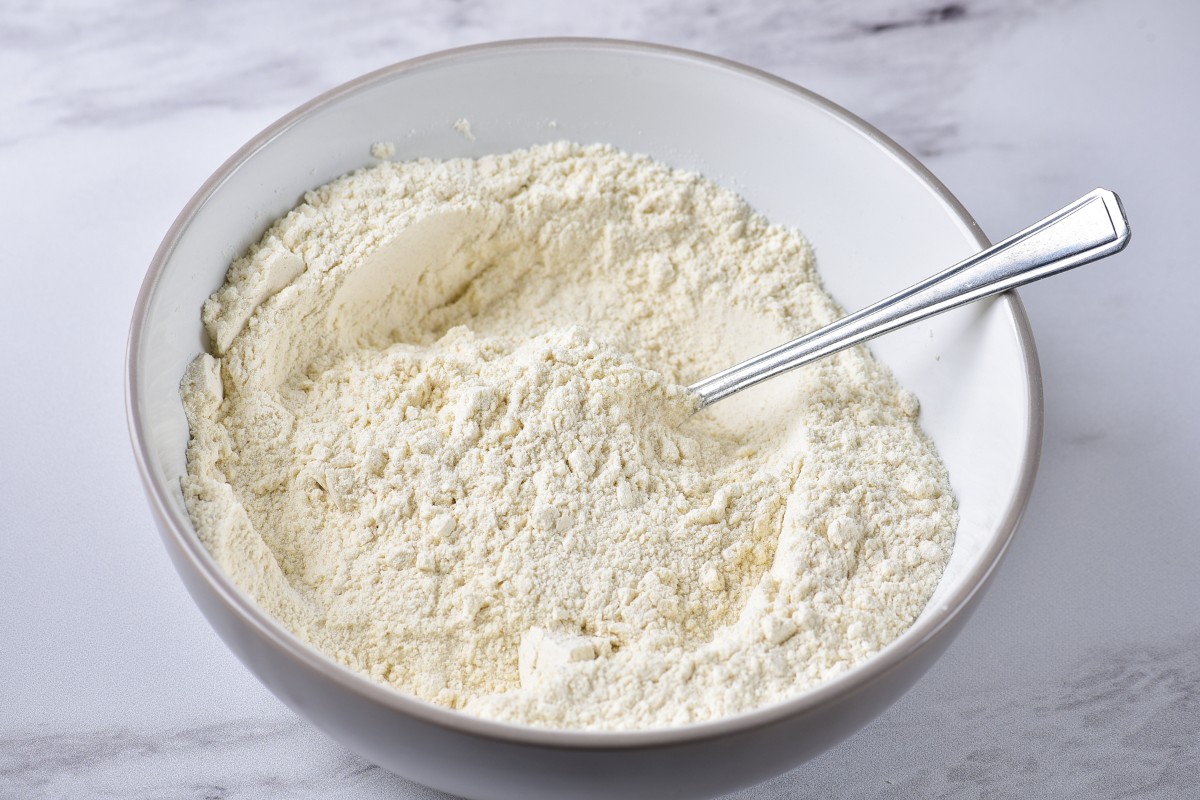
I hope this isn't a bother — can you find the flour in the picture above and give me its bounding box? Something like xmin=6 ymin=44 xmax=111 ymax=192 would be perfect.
xmin=181 ymin=142 xmax=957 ymax=730
xmin=452 ymin=118 xmax=476 ymax=142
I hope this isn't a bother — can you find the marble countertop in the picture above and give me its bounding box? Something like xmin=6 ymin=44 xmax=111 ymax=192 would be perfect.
xmin=2 ymin=0 xmax=1197 ymax=797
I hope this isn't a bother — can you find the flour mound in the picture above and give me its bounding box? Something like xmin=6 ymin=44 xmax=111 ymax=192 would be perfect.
xmin=181 ymin=142 xmax=956 ymax=730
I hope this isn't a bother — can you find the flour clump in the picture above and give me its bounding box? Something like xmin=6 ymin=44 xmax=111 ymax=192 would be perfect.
xmin=181 ymin=142 xmax=957 ymax=730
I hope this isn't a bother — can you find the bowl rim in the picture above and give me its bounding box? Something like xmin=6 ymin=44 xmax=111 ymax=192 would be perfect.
xmin=126 ymin=36 xmax=1043 ymax=750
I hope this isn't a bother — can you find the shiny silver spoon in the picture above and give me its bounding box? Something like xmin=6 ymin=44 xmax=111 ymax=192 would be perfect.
xmin=689 ymin=188 xmax=1130 ymax=409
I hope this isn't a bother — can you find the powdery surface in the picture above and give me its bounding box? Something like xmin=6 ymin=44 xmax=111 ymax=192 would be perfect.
xmin=181 ymin=142 xmax=956 ymax=730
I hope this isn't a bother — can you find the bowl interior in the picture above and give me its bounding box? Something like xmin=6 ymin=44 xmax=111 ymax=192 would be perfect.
xmin=132 ymin=40 xmax=1035 ymax=726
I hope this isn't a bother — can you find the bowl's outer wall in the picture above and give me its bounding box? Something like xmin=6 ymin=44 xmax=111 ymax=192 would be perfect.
xmin=130 ymin=39 xmax=1039 ymax=799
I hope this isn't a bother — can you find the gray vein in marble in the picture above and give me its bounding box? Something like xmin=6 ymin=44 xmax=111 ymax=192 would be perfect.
xmin=2 ymin=630 xmax=1195 ymax=799
xmin=5 ymin=0 xmax=1075 ymax=157
xmin=857 ymin=2 xmax=970 ymax=34
xmin=731 ymin=629 xmax=1200 ymax=799
xmin=0 ymin=714 xmax=449 ymax=800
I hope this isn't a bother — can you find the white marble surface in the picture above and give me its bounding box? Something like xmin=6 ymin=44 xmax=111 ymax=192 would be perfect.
xmin=2 ymin=0 xmax=1197 ymax=797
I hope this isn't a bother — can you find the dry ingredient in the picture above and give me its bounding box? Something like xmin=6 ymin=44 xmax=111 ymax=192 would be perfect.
xmin=181 ymin=142 xmax=956 ymax=730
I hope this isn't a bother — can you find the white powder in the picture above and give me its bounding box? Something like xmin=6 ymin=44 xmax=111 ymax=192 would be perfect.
xmin=453 ymin=118 xmax=476 ymax=142
xmin=181 ymin=142 xmax=956 ymax=730
xmin=370 ymin=140 xmax=396 ymax=160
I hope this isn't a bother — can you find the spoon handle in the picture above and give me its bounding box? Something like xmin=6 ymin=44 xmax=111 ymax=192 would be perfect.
xmin=688 ymin=188 xmax=1130 ymax=410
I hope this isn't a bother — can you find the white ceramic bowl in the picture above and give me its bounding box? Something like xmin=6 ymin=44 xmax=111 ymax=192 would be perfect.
xmin=126 ymin=39 xmax=1040 ymax=799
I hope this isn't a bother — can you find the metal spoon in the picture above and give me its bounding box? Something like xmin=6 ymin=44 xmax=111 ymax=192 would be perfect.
xmin=688 ymin=189 xmax=1130 ymax=410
